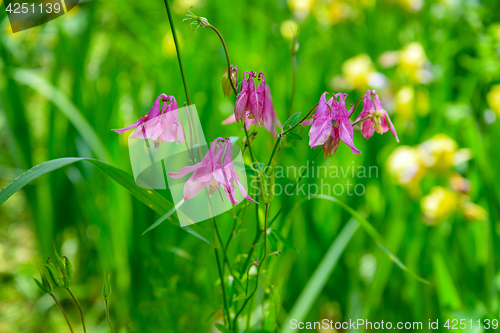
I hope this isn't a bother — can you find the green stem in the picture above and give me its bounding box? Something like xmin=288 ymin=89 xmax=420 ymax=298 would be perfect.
xmin=208 ymin=25 xmax=237 ymax=95
xmin=211 ymin=217 xmax=232 ymax=330
xmin=214 ymin=220 xmax=236 ymax=278
xmin=239 ymin=201 xmax=261 ymax=276
xmin=351 ymin=115 xmax=370 ymax=127
xmin=287 ymin=53 xmax=297 ymax=118
xmin=105 ymin=299 xmax=116 ymax=333
xmin=244 ymin=123 xmax=259 ymax=167
xmin=50 ymin=293 xmax=74 ymax=333
xmin=267 ymin=135 xmax=282 ymax=167
xmin=66 ymin=288 xmax=86 ymax=333
xmin=282 ymin=102 xmax=319 ymax=136
xmin=163 ymin=0 xmax=191 ymax=105
xmin=233 ymin=202 xmax=269 ymax=333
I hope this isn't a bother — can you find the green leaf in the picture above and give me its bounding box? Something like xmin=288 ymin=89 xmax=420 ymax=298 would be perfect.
xmin=285 ymin=131 xmax=302 ymax=140
xmin=214 ymin=323 xmax=231 ymax=333
xmin=281 ymin=219 xmax=359 ymax=333
xmin=311 ymin=195 xmax=429 ymax=285
xmin=0 ymin=157 xmax=212 ymax=244
xmin=271 ymin=229 xmax=297 ymax=251
xmin=282 ymin=112 xmax=301 ymax=129
xmin=432 ymin=252 xmax=462 ymax=310
xmin=11 ymin=69 xmax=111 ymax=163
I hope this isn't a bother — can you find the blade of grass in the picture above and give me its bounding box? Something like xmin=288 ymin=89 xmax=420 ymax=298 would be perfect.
xmin=11 ymin=69 xmax=111 ymax=163
xmin=0 ymin=157 xmax=212 ymax=244
xmin=311 ymin=195 xmax=429 ymax=285
xmin=281 ymin=218 xmax=359 ymax=333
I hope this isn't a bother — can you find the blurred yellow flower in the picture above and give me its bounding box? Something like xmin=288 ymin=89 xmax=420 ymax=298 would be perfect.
xmin=288 ymin=0 xmax=315 ymax=18
xmin=462 ymin=202 xmax=487 ymax=222
xmin=421 ymin=186 xmax=458 ymax=224
xmin=326 ymin=1 xmax=356 ymax=25
xmin=397 ymin=0 xmax=423 ymax=12
xmin=416 ymin=87 xmax=429 ymax=116
xmin=399 ymin=42 xmax=426 ymax=69
xmin=419 ymin=134 xmax=457 ymax=172
xmin=162 ymin=31 xmax=183 ymax=59
xmin=386 ymin=146 xmax=425 ymax=194
xmin=395 ymin=85 xmax=415 ymax=120
xmin=173 ymin=0 xmax=200 ymax=13
xmin=280 ymin=20 xmax=298 ymax=40
xmin=486 ymin=85 xmax=500 ymax=117
xmin=341 ymin=54 xmax=375 ymax=90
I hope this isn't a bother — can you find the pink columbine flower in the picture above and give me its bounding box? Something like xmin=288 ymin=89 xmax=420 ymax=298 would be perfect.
xmin=167 ymin=137 xmax=256 ymax=205
xmin=262 ymin=85 xmax=282 ymax=137
xmin=355 ymin=90 xmax=399 ymax=142
xmin=234 ymin=71 xmax=255 ymax=123
xmin=308 ymin=92 xmax=361 ymax=157
xmin=229 ymin=72 xmax=282 ymax=137
xmin=112 ymin=94 xmax=185 ymax=147
xmin=308 ymin=92 xmax=333 ymax=148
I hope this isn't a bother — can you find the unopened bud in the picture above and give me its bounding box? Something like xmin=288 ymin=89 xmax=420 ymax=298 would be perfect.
xmin=46 ymin=264 xmax=65 ymax=288
xmin=291 ymin=34 xmax=299 ymax=54
xmin=63 ymin=256 xmax=74 ymax=285
xmin=222 ymin=65 xmax=238 ymax=97
xmin=33 ymin=265 xmax=54 ymax=294
xmin=52 ymin=243 xmax=65 ymax=270
xmin=103 ymin=272 xmax=112 ymax=299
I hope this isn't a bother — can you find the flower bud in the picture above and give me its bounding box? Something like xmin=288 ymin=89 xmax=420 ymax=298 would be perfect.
xmin=46 ymin=264 xmax=65 ymax=288
xmin=103 ymin=272 xmax=112 ymax=300
xmin=222 ymin=65 xmax=238 ymax=97
xmin=33 ymin=265 xmax=53 ymax=294
xmin=52 ymin=243 xmax=65 ymax=270
xmin=63 ymin=256 xmax=74 ymax=285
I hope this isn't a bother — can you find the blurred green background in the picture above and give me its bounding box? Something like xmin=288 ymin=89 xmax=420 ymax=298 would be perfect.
xmin=1 ymin=0 xmax=500 ymax=332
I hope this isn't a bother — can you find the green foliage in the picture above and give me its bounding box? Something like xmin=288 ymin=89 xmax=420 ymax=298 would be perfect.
xmin=1 ymin=0 xmax=500 ymax=332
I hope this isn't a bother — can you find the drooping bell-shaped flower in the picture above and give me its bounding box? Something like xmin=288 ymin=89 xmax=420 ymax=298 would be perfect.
xmin=229 ymin=71 xmax=281 ymax=137
xmin=330 ymin=92 xmax=361 ymax=154
xmin=308 ymin=91 xmax=361 ymax=156
xmin=355 ymin=90 xmax=399 ymax=142
xmin=234 ymin=71 xmax=254 ymax=123
xmin=249 ymin=72 xmax=266 ymax=125
xmin=112 ymin=94 xmax=185 ymax=147
xmin=262 ymin=85 xmax=282 ymax=137
xmin=309 ymin=92 xmax=333 ymax=148
xmin=167 ymin=138 xmax=256 ymax=205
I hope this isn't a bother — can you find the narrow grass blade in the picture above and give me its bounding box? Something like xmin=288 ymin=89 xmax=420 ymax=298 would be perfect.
xmin=0 ymin=157 xmax=212 ymax=244
xmin=282 ymin=219 xmax=359 ymax=333
xmin=12 ymin=69 xmax=111 ymax=163
xmin=312 ymin=195 xmax=429 ymax=284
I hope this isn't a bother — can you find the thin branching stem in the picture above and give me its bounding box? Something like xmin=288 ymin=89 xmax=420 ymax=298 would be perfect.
xmin=104 ymin=299 xmax=116 ymax=333
xmin=50 ymin=293 xmax=74 ymax=333
xmin=208 ymin=25 xmax=237 ymax=95
xmin=162 ymin=0 xmax=191 ymax=105
xmin=66 ymin=288 xmax=86 ymax=333
xmin=211 ymin=217 xmax=232 ymax=330
xmin=287 ymin=53 xmax=297 ymax=118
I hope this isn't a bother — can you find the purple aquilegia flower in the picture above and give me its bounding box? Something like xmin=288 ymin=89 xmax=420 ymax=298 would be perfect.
xmin=112 ymin=94 xmax=185 ymax=147
xmin=234 ymin=71 xmax=255 ymax=123
xmin=355 ymin=90 xmax=399 ymax=142
xmin=308 ymin=92 xmax=361 ymax=157
xmin=308 ymin=92 xmax=333 ymax=148
xmin=167 ymin=137 xmax=256 ymax=205
xmin=262 ymin=85 xmax=282 ymax=137
xmin=229 ymin=72 xmax=281 ymax=137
